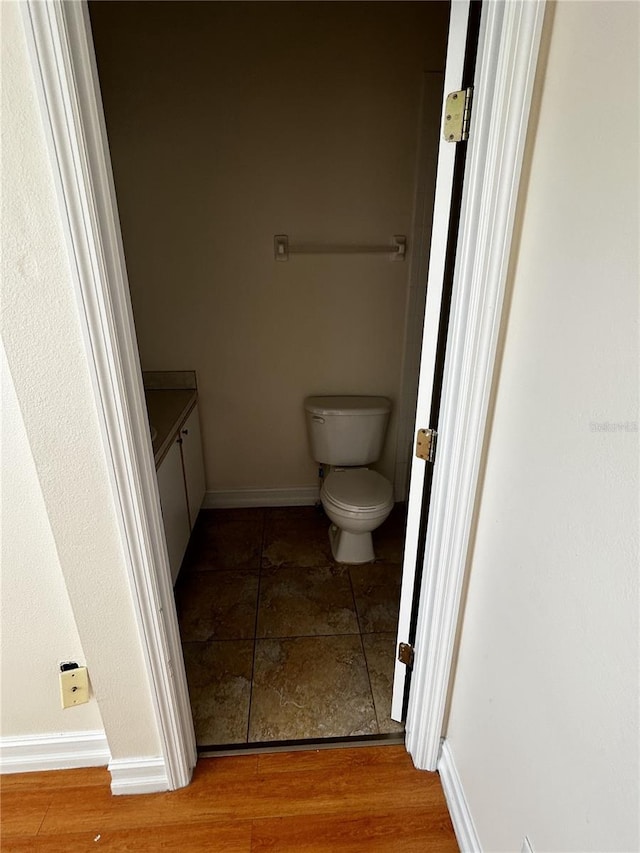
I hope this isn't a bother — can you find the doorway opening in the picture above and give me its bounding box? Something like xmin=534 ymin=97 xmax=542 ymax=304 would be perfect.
xmin=88 ymin=0 xmax=450 ymax=751
xmin=27 ymin=0 xmax=545 ymax=779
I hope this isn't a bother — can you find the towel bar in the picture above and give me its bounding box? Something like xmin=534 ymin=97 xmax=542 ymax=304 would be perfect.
xmin=274 ymin=234 xmax=406 ymax=262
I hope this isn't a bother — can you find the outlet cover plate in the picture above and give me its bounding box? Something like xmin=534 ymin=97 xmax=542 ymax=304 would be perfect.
xmin=60 ymin=666 xmax=89 ymax=708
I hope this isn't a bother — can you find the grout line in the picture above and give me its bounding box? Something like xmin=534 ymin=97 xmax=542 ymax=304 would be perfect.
xmin=347 ymin=565 xmax=382 ymax=734
xmin=246 ymin=508 xmax=267 ymax=745
xmin=347 ymin=564 xmax=363 ymax=636
xmin=359 ymin=630 xmax=381 ymax=736
xmin=254 ymin=631 xmax=368 ymax=641
xmin=346 ymin=562 xmax=380 ymax=735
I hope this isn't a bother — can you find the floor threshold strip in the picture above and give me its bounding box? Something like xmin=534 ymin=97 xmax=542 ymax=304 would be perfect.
xmin=198 ymin=732 xmax=405 ymax=757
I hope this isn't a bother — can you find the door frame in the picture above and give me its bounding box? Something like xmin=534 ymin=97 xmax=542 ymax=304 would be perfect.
xmin=21 ymin=0 xmax=545 ymax=786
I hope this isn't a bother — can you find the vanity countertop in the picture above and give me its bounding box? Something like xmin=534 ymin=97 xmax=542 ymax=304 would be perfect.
xmin=145 ymin=388 xmax=197 ymax=468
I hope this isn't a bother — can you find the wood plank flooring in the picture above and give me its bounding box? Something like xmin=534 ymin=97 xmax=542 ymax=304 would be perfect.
xmin=1 ymin=746 xmax=458 ymax=852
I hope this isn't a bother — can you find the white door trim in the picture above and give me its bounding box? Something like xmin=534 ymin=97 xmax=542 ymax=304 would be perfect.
xmin=21 ymin=1 xmax=196 ymax=789
xmin=405 ymin=0 xmax=546 ymax=769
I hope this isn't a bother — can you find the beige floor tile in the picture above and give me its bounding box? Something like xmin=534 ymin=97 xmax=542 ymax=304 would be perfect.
xmin=372 ymin=502 xmax=407 ymax=564
xmin=262 ymin=507 xmax=332 ymax=569
xmin=184 ymin=509 xmax=264 ymax=571
xmin=362 ymin=633 xmax=405 ymax=734
xmin=249 ymin=635 xmax=378 ymax=742
xmin=349 ymin=562 xmax=402 ymax=633
xmin=265 ymin=506 xmax=322 ymax=520
xmin=182 ymin=640 xmax=253 ymax=745
xmin=257 ymin=565 xmax=358 ymax=638
xmin=176 ymin=569 xmax=259 ymax=641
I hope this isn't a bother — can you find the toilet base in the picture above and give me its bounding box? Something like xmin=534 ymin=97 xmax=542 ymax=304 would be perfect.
xmin=328 ymin=523 xmax=375 ymax=564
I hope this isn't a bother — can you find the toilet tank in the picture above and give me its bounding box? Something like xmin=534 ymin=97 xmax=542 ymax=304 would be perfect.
xmin=304 ymin=396 xmax=391 ymax=466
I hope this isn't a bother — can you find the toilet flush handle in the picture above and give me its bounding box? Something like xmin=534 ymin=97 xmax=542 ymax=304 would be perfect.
xmin=312 ymin=416 xmax=325 ymax=424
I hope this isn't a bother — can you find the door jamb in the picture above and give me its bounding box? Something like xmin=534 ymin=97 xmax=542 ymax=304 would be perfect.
xmin=393 ymin=70 xmax=444 ymax=502
xmin=21 ymin=0 xmax=545 ymax=782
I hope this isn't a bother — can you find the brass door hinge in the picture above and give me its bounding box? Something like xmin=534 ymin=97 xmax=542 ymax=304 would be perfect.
xmin=415 ymin=428 xmax=438 ymax=463
xmin=398 ymin=642 xmax=415 ymax=668
xmin=444 ymin=87 xmax=473 ymax=142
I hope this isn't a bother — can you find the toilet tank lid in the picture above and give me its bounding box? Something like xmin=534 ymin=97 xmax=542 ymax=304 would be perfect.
xmin=304 ymin=396 xmax=391 ymax=416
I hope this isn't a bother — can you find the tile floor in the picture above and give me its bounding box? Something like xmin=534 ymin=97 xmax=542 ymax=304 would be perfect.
xmin=175 ymin=504 xmax=407 ymax=747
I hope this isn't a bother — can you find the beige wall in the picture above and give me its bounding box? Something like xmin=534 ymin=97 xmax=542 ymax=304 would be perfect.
xmin=444 ymin=3 xmax=639 ymax=850
xmin=1 ymin=1 xmax=160 ymax=761
xmin=90 ymin=1 xmax=449 ymax=495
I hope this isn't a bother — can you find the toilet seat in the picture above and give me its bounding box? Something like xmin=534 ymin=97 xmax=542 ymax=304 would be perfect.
xmin=322 ymin=469 xmax=393 ymax=513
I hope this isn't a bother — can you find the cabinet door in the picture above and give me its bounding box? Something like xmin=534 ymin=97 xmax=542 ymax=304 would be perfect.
xmin=180 ymin=405 xmax=206 ymax=529
xmin=156 ymin=438 xmax=191 ymax=584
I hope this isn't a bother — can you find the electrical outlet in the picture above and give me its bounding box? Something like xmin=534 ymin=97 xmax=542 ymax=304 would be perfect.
xmin=60 ymin=666 xmax=89 ymax=708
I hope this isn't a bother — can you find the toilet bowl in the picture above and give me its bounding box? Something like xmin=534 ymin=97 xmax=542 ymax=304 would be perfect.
xmin=321 ymin=468 xmax=394 ymax=563
xmin=304 ymin=395 xmax=394 ymax=564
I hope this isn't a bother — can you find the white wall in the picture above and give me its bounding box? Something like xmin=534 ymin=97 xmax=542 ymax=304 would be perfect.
xmin=1 ymin=346 xmax=104 ymax=737
xmin=1 ymin=1 xmax=160 ymax=762
xmin=89 ymin=1 xmax=449 ymax=496
xmin=444 ymin=2 xmax=639 ymax=851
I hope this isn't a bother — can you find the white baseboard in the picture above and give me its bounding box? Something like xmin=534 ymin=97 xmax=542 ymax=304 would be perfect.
xmin=203 ymin=486 xmax=319 ymax=509
xmin=108 ymin=756 xmax=169 ymax=795
xmin=0 ymin=730 xmax=110 ymax=774
xmin=0 ymin=732 xmax=170 ymax=796
xmin=438 ymin=739 xmax=482 ymax=852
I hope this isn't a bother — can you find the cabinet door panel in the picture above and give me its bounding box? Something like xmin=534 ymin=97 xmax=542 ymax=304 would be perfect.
xmin=156 ymin=438 xmax=190 ymax=584
xmin=180 ymin=406 xmax=206 ymax=529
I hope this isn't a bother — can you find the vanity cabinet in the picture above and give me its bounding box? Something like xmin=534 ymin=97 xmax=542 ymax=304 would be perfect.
xmin=179 ymin=406 xmax=206 ymax=530
xmin=156 ymin=403 xmax=205 ymax=585
xmin=156 ymin=438 xmax=191 ymax=585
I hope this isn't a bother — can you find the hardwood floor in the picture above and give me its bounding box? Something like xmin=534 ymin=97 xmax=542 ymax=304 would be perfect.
xmin=1 ymin=746 xmax=458 ymax=851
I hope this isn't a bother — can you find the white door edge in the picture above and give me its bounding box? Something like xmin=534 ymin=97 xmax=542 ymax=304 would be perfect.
xmin=404 ymin=0 xmax=547 ymax=770
xmin=391 ymin=0 xmax=472 ymax=722
xmin=21 ymin=1 xmax=196 ymax=788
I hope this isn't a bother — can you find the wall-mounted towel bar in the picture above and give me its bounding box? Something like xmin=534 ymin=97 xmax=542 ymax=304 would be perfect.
xmin=274 ymin=234 xmax=406 ymax=262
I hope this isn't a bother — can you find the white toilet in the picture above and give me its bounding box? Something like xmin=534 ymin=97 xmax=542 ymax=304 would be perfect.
xmin=304 ymin=395 xmax=394 ymax=564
